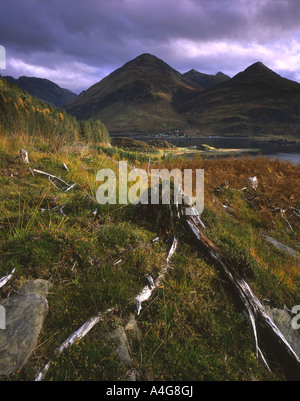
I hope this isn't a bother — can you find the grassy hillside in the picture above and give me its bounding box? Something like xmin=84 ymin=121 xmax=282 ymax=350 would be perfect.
xmin=0 ymin=76 xmax=110 ymax=145
xmin=0 ymin=128 xmax=299 ymax=380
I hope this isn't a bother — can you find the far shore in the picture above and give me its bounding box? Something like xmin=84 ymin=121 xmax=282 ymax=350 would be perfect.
xmin=158 ymin=147 xmax=260 ymax=159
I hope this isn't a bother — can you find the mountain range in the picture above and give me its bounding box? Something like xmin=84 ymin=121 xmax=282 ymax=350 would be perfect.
xmin=64 ymin=54 xmax=300 ymax=137
xmin=4 ymin=53 xmax=300 ymax=137
xmin=180 ymin=61 xmax=300 ymax=137
xmin=2 ymin=75 xmax=77 ymax=107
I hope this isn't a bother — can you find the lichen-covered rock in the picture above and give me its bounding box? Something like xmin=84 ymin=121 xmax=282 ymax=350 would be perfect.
xmin=0 ymin=279 xmax=50 ymax=376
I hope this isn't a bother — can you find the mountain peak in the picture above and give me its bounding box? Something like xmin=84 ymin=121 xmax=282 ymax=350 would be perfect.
xmin=231 ymin=61 xmax=279 ymax=83
xmin=183 ymin=69 xmax=230 ymax=89
xmin=130 ymin=53 xmax=163 ymax=64
xmin=243 ymin=61 xmax=275 ymax=75
xmin=121 ymin=53 xmax=177 ymax=74
xmin=136 ymin=52 xmax=156 ymax=59
xmin=215 ymin=71 xmax=226 ymax=77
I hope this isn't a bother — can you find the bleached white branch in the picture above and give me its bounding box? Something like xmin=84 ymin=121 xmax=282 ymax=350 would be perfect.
xmin=135 ymin=236 xmax=178 ymax=315
xmin=35 ymin=307 xmax=115 ymax=381
xmin=65 ymin=183 xmax=77 ymax=192
xmin=33 ymin=169 xmax=70 ymax=187
xmin=0 ymin=268 xmax=16 ymax=288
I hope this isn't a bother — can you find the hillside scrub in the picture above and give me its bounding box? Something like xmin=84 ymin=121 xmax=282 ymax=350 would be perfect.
xmin=0 ymin=76 xmax=110 ymax=144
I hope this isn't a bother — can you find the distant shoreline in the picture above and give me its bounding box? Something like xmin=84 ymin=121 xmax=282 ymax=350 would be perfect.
xmin=110 ymin=133 xmax=300 ymax=142
xmin=109 ymin=134 xmax=300 ymax=163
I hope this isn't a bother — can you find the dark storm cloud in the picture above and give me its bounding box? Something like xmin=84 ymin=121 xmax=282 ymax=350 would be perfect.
xmin=1 ymin=0 xmax=300 ymax=92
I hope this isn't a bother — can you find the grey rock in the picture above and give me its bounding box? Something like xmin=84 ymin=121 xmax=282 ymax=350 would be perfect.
xmin=106 ymin=317 xmax=142 ymax=381
xmin=107 ymin=325 xmax=132 ymax=367
xmin=263 ymin=235 xmax=300 ymax=262
xmin=125 ymin=314 xmax=141 ymax=342
xmin=0 ymin=279 xmax=50 ymax=376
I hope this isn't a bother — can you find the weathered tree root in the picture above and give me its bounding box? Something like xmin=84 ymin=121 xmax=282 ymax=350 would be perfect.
xmin=178 ymin=209 xmax=300 ymax=381
xmin=142 ymin=180 xmax=300 ymax=380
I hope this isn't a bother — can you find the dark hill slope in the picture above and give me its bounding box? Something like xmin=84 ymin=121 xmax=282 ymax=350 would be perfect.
xmin=3 ymin=76 xmax=77 ymax=107
xmin=181 ymin=62 xmax=300 ymax=136
xmin=183 ymin=69 xmax=230 ymax=90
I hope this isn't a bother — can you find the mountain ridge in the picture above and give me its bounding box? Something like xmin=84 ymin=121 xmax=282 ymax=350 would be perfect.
xmin=183 ymin=69 xmax=230 ymax=90
xmin=2 ymin=75 xmax=78 ymax=107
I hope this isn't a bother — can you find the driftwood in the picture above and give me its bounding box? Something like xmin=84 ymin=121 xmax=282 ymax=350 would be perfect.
xmin=269 ymin=207 xmax=294 ymax=232
xmin=33 ymin=169 xmax=69 ymax=186
xmin=35 ymin=307 xmax=115 ymax=381
xmin=40 ymin=203 xmax=67 ymax=217
xmin=246 ymin=176 xmax=258 ymax=191
xmin=290 ymin=207 xmax=300 ymax=219
xmin=65 ymin=183 xmax=77 ymax=192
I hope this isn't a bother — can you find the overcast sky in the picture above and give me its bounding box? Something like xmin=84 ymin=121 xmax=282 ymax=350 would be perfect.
xmin=1 ymin=0 xmax=300 ymax=93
